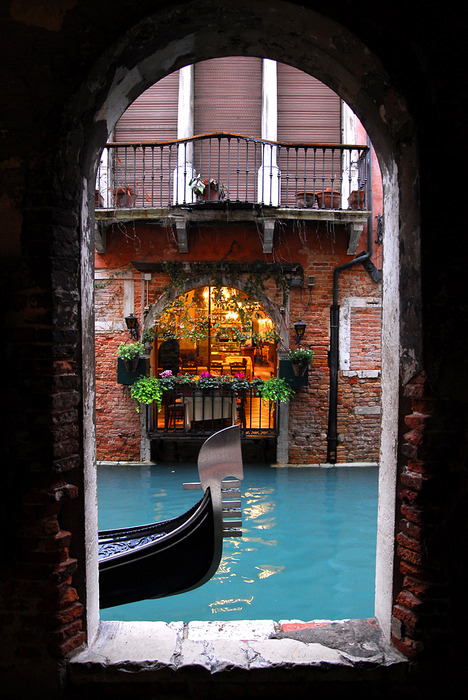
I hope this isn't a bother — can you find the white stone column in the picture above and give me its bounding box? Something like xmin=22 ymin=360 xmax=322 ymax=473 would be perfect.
xmin=341 ymin=101 xmax=360 ymax=208
xmin=173 ymin=64 xmax=196 ymax=204
xmin=257 ymin=59 xmax=281 ymax=205
xmin=97 ymin=146 xmax=110 ymax=207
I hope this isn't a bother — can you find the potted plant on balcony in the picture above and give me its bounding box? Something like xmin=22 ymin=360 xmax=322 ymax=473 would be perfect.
xmin=189 ymin=173 xmax=225 ymax=201
xmin=287 ymin=347 xmax=314 ymax=376
xmin=113 ymin=185 xmax=136 ymax=207
xmin=118 ymin=341 xmax=144 ymax=372
xmin=348 ymin=188 xmax=366 ymax=210
xmin=316 ymin=188 xmax=340 ymax=209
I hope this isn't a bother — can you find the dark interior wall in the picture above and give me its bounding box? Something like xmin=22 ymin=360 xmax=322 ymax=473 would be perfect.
xmin=1 ymin=1 xmax=467 ymax=696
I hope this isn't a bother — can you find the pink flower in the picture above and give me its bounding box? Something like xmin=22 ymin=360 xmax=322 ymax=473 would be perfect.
xmin=160 ymin=370 xmax=173 ymax=378
xmin=199 ymin=371 xmax=212 ymax=379
xmin=235 ymin=372 xmax=245 ymax=379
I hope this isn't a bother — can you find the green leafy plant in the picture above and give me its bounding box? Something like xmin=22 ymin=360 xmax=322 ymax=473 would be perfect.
xmin=189 ymin=174 xmax=225 ymax=198
xmin=118 ymin=341 xmax=144 ymax=360
xmin=130 ymin=375 xmax=163 ymax=412
xmin=188 ymin=173 xmax=205 ymax=195
xmin=256 ymin=377 xmax=295 ymax=403
xmin=141 ymin=328 xmax=154 ymax=346
xmin=287 ymin=347 xmax=314 ymax=366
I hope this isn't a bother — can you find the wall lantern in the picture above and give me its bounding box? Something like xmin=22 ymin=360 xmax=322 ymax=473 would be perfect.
xmin=294 ymin=318 xmax=307 ymax=344
xmin=125 ymin=312 xmax=140 ymax=340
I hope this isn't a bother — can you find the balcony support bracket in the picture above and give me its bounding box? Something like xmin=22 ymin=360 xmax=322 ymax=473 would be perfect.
xmin=262 ymin=218 xmax=275 ymax=254
xmin=347 ymin=222 xmax=365 ymax=255
xmin=170 ymin=216 xmax=189 ymax=254
xmin=95 ymin=222 xmax=106 ymax=255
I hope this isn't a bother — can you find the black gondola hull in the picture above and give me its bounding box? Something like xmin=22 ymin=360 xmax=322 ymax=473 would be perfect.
xmin=98 ymin=425 xmax=243 ymax=609
xmin=99 ymin=491 xmax=216 ymax=608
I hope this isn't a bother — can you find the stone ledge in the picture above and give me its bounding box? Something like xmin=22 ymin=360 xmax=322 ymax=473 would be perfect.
xmin=68 ymin=618 xmax=407 ymax=684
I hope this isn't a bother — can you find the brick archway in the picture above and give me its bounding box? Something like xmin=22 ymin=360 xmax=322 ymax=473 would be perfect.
xmin=64 ymin=0 xmax=420 ymax=653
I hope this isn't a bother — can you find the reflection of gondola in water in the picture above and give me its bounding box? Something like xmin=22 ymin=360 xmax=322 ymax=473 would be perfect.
xmin=98 ymin=425 xmax=243 ymax=609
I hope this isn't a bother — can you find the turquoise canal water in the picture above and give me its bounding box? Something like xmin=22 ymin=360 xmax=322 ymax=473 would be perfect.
xmin=98 ymin=462 xmax=378 ymax=623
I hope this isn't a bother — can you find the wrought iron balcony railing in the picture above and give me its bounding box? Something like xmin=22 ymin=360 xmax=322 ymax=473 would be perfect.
xmin=96 ymin=132 xmax=369 ymax=212
xmin=145 ymin=384 xmax=278 ymax=438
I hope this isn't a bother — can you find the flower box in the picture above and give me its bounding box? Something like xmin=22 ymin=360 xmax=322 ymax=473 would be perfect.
xmin=279 ymin=358 xmax=309 ymax=386
xmin=117 ymin=357 xmax=150 ymax=385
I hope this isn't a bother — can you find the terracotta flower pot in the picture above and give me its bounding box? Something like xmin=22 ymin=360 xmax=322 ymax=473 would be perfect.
xmin=114 ymin=187 xmax=135 ymax=207
xmin=291 ymin=362 xmax=308 ymax=377
xmin=297 ymin=192 xmax=317 ymax=208
xmin=348 ymin=189 xmax=366 ymax=210
xmin=200 ymin=186 xmax=221 ymax=201
xmin=198 ymin=179 xmax=225 ymax=201
xmin=316 ymin=189 xmax=340 ymax=209
xmin=124 ymin=357 xmax=139 ymax=372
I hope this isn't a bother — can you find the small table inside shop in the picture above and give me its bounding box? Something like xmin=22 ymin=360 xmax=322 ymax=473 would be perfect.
xmin=183 ymin=390 xmax=238 ymax=430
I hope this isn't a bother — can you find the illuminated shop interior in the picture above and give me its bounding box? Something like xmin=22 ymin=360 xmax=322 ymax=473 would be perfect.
xmin=155 ymin=286 xmax=278 ymax=379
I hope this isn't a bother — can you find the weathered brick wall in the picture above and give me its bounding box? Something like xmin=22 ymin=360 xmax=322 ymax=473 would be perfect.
xmin=349 ymin=306 xmax=382 ymax=370
xmin=287 ymin=244 xmax=381 ymax=464
xmin=95 ymin=333 xmax=142 ymax=461
xmin=391 ymin=372 xmax=467 ymax=660
xmin=20 ymin=481 xmax=85 ymax=657
xmin=1 ymin=202 xmax=87 ymax=682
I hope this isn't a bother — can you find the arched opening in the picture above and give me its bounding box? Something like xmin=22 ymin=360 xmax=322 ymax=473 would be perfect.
xmin=72 ymin=1 xmax=419 ymax=659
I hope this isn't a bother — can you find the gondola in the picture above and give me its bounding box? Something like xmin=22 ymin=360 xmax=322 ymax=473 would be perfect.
xmin=98 ymin=425 xmax=243 ymax=609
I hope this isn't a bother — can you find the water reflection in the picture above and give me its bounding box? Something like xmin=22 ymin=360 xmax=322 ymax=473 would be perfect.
xmin=209 ymin=596 xmax=254 ymax=614
xmin=244 ymin=485 xmax=276 ymax=531
xmin=255 ymin=564 xmax=285 ymax=579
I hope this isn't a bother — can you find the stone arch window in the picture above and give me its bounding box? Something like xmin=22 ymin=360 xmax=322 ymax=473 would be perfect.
xmin=70 ymin=1 xmax=419 ymax=677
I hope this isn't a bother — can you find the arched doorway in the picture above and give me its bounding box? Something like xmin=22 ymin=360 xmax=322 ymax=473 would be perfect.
xmin=74 ymin=1 xmax=420 ymax=650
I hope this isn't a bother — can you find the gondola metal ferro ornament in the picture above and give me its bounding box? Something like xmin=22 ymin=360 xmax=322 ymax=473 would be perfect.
xmin=98 ymin=425 xmax=243 ymax=608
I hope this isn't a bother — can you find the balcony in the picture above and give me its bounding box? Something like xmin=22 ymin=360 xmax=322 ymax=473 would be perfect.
xmin=144 ymin=384 xmax=278 ymax=439
xmin=95 ymin=133 xmax=371 ymax=255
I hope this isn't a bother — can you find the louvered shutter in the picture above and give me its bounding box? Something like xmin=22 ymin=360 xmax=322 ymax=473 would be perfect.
xmin=193 ymin=58 xmax=262 ymax=201
xmin=113 ymin=71 xmax=179 ymax=206
xmin=277 ymin=64 xmax=341 ymax=204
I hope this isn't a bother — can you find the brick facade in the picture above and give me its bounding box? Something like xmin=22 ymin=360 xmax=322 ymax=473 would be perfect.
xmin=95 ymin=218 xmax=382 ymax=463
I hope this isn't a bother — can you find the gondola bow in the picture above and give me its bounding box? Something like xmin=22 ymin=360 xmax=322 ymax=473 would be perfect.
xmin=98 ymin=425 xmax=243 ymax=608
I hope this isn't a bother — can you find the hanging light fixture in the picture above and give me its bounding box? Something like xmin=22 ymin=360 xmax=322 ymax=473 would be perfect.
xmin=125 ymin=312 xmax=140 ymax=340
xmin=294 ymin=318 xmax=307 ymax=344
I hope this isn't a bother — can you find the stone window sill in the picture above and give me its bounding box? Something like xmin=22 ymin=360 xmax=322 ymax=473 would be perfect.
xmin=68 ymin=618 xmax=407 ymax=685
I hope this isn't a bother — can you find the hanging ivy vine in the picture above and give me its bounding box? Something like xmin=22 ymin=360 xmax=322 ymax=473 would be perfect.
xmin=156 ymin=286 xmax=281 ymax=344
xmin=157 ymin=258 xmax=301 ymax=303
xmin=145 ymin=255 xmax=303 ymax=344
